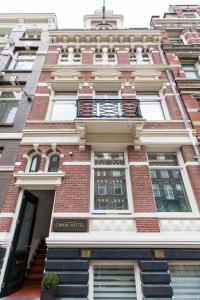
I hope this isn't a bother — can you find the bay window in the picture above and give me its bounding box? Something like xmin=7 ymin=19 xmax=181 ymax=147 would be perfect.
xmin=148 ymin=153 xmax=191 ymax=212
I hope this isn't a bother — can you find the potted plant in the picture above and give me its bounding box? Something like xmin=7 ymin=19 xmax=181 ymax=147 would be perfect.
xmin=41 ymin=272 xmax=59 ymax=300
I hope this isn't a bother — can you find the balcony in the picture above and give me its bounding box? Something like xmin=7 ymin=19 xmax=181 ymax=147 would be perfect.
xmin=75 ymin=98 xmax=145 ymax=150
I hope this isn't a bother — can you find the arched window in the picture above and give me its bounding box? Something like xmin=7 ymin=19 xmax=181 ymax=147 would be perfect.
xmin=48 ymin=154 xmax=60 ymax=172
xmin=29 ymin=154 xmax=41 ymax=172
xmin=60 ymin=53 xmax=68 ymax=63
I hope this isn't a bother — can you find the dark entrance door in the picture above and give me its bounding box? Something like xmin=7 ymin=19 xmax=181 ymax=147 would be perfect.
xmin=1 ymin=191 xmax=38 ymax=296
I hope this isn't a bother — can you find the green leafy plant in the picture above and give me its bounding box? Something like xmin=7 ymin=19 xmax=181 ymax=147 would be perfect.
xmin=42 ymin=272 xmax=59 ymax=290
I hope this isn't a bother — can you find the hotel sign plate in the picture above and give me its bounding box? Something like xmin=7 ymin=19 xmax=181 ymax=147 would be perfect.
xmin=52 ymin=218 xmax=88 ymax=232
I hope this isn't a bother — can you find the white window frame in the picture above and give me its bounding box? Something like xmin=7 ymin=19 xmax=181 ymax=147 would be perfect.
xmin=0 ymin=89 xmax=22 ymax=124
xmin=9 ymin=50 xmax=36 ymax=70
xmin=26 ymin=152 xmax=42 ymax=173
xmin=44 ymin=152 xmax=60 ymax=172
xmin=46 ymin=90 xmax=78 ymax=121
xmin=182 ymin=63 xmax=200 ymax=80
xmin=130 ymin=52 xmax=152 ymax=64
xmin=89 ymin=260 xmax=142 ymax=300
xmin=137 ymin=90 xmax=170 ymax=121
xmin=91 ymin=150 xmax=133 ymax=214
xmin=148 ymin=151 xmax=198 ymax=215
xmin=58 ymin=51 xmax=81 ymax=65
xmin=169 ymin=260 xmax=200 ymax=299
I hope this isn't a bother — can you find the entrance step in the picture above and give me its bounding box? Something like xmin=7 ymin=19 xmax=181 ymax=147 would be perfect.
xmin=25 ymin=239 xmax=47 ymax=285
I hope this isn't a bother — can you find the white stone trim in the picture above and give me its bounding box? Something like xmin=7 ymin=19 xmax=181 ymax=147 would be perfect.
xmin=0 ymin=166 xmax=14 ymax=171
xmin=14 ymin=171 xmax=65 ymax=189
xmin=0 ymin=213 xmax=14 ymax=218
xmin=63 ymin=161 xmax=91 ymax=166
xmin=0 ymin=133 xmax=22 ymax=139
xmin=129 ymin=162 xmax=149 ymax=166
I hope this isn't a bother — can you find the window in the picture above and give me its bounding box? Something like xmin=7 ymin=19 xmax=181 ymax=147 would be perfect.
xmin=137 ymin=93 xmax=165 ymax=120
xmin=50 ymin=92 xmax=77 ymax=121
xmin=183 ymin=12 xmax=197 ymax=18
xmin=73 ymin=53 xmax=81 ymax=64
xmin=29 ymin=154 xmax=41 ymax=172
xmin=94 ymin=53 xmax=103 ymax=64
xmin=169 ymin=37 xmax=184 ymax=44
xmin=0 ymin=147 xmax=3 ymax=159
xmin=48 ymin=154 xmax=60 ymax=172
xmin=60 ymin=53 xmax=69 ymax=64
xmin=107 ymin=53 xmax=116 ymax=64
xmin=142 ymin=53 xmax=151 ymax=64
xmin=148 ymin=153 xmax=191 ymax=212
xmin=0 ymin=91 xmax=21 ymax=123
xmin=93 ymin=264 xmax=137 ymax=300
xmin=13 ymin=52 xmax=36 ymax=70
xmin=94 ymin=153 xmax=129 ymax=211
xmin=182 ymin=64 xmax=200 ymax=79
xmin=130 ymin=52 xmax=151 ymax=64
xmin=130 ymin=53 xmax=137 ymax=64
xmin=170 ymin=265 xmax=200 ymax=299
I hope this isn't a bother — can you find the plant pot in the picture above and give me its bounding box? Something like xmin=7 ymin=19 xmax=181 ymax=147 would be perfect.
xmin=40 ymin=289 xmax=56 ymax=300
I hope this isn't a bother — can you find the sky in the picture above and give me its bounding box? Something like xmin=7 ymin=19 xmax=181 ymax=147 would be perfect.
xmin=2 ymin=0 xmax=200 ymax=28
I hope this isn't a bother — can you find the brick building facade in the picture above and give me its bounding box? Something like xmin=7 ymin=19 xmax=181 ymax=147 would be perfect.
xmin=0 ymin=5 xmax=200 ymax=300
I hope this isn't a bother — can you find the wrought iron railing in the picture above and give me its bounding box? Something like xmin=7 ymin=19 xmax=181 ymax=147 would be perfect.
xmin=77 ymin=98 xmax=142 ymax=118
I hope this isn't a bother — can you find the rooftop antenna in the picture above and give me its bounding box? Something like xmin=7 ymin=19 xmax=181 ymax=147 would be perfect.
xmin=102 ymin=0 xmax=106 ymax=20
xmin=96 ymin=0 xmax=112 ymax=29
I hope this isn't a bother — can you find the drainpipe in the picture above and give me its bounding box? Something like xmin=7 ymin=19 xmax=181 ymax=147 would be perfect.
xmin=157 ymin=43 xmax=200 ymax=163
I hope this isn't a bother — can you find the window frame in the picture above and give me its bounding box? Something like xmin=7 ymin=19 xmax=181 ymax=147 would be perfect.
xmin=137 ymin=91 xmax=169 ymax=121
xmin=46 ymin=90 xmax=78 ymax=121
xmin=46 ymin=153 xmax=60 ymax=172
xmin=9 ymin=50 xmax=36 ymax=71
xmin=182 ymin=63 xmax=200 ymax=80
xmin=91 ymin=150 xmax=133 ymax=214
xmin=0 ymin=89 xmax=22 ymax=124
xmin=89 ymin=260 xmax=142 ymax=300
xmin=148 ymin=151 xmax=198 ymax=214
xmin=169 ymin=261 xmax=200 ymax=299
xmin=28 ymin=153 xmax=41 ymax=173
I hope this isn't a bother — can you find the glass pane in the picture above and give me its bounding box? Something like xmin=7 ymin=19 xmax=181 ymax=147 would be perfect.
xmin=148 ymin=153 xmax=178 ymax=166
xmin=95 ymin=153 xmax=125 ymax=165
xmin=14 ymin=61 xmax=33 ymax=70
xmin=185 ymin=71 xmax=199 ymax=79
xmin=170 ymin=265 xmax=200 ymax=300
xmin=140 ymin=101 xmax=164 ymax=120
xmin=94 ymin=265 xmax=137 ymax=300
xmin=51 ymin=101 xmax=76 ymax=120
xmin=94 ymin=168 xmax=128 ymax=210
xmin=163 ymin=184 xmax=174 ymax=199
xmin=54 ymin=92 xmax=77 ymax=99
xmin=96 ymin=91 xmax=119 ymax=99
xmin=17 ymin=201 xmax=35 ymax=251
xmin=0 ymin=101 xmax=18 ymax=123
xmin=151 ymin=169 xmax=191 ymax=212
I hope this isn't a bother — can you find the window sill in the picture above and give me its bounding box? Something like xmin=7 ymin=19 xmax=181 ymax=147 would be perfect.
xmin=92 ymin=211 xmax=132 ymax=215
xmin=0 ymin=123 xmax=14 ymax=127
xmin=19 ymin=38 xmax=41 ymax=41
xmin=3 ymin=69 xmax=32 ymax=73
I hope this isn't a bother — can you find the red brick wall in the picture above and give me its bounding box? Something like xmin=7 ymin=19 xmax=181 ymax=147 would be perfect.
xmin=136 ymin=218 xmax=160 ymax=232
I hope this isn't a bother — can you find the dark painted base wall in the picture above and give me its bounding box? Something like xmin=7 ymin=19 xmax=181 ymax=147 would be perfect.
xmin=44 ymin=247 xmax=200 ymax=299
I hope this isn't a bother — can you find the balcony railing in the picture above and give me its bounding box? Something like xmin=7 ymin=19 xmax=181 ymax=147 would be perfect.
xmin=77 ymin=99 xmax=142 ymax=118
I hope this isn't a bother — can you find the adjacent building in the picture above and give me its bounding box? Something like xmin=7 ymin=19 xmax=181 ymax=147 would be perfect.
xmin=0 ymin=5 xmax=200 ymax=300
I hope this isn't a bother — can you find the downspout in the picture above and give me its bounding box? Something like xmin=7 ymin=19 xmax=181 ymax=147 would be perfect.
xmin=157 ymin=43 xmax=200 ymax=163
